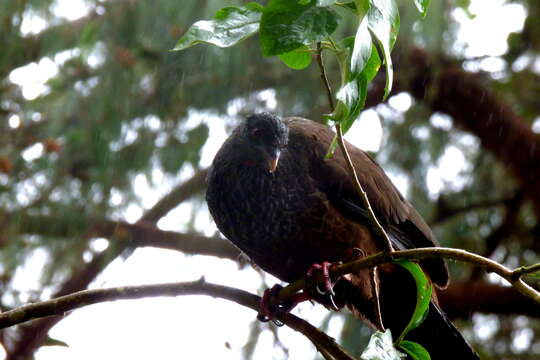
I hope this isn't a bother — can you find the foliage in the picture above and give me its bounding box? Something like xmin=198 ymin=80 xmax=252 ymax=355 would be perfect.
xmin=0 ymin=0 xmax=539 ymax=359
xmin=175 ymin=0 xmax=435 ymax=356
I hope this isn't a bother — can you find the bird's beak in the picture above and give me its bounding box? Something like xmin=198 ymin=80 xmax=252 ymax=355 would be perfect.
xmin=268 ymin=150 xmax=281 ymax=173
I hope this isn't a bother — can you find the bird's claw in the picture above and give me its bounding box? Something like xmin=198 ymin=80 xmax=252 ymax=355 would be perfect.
xmin=258 ymin=284 xmax=312 ymax=326
xmin=306 ymin=261 xmax=342 ymax=311
xmin=258 ymin=284 xmax=282 ymax=325
xmin=306 ymin=261 xmax=337 ymax=296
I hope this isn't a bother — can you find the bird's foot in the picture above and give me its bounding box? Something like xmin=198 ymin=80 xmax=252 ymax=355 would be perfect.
xmin=305 ymin=261 xmax=343 ymax=311
xmin=257 ymin=284 xmax=311 ymax=326
xmin=306 ymin=261 xmax=338 ymax=296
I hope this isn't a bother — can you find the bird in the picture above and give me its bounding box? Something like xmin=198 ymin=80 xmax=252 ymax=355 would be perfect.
xmin=206 ymin=113 xmax=479 ymax=359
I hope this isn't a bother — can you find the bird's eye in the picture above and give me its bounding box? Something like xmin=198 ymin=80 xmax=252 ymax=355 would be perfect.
xmin=251 ymin=128 xmax=261 ymax=138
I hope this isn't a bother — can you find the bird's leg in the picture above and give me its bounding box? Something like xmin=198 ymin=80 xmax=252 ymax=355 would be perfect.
xmin=257 ymin=284 xmax=312 ymax=325
xmin=258 ymin=251 xmax=367 ymax=324
xmin=306 ymin=261 xmax=337 ymax=296
xmin=305 ymin=250 xmax=366 ymax=311
xmin=305 ymin=261 xmax=345 ymax=311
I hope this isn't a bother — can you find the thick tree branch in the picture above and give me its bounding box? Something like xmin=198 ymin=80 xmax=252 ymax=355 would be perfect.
xmin=430 ymin=194 xmax=516 ymax=226
xmin=0 ymin=280 xmax=354 ymax=360
xmin=438 ymin=280 xmax=540 ymax=319
xmin=397 ymin=49 xmax=540 ymax=216
xmin=364 ymin=48 xmax=540 ymax=215
xmin=5 ymin=169 xmax=209 ymax=359
xmin=140 ymin=168 xmax=209 ymax=223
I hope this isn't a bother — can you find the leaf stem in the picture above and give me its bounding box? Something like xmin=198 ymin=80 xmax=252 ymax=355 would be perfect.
xmin=316 ymin=42 xmax=335 ymax=112
xmin=334 ymin=123 xmax=395 ymax=253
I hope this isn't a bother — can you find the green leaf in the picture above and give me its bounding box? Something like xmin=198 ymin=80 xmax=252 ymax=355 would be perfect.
xmin=360 ymin=329 xmax=406 ymax=360
xmin=351 ymin=16 xmax=372 ymax=75
xmin=526 ymin=271 xmax=540 ymax=279
xmin=413 ymin=0 xmax=431 ymax=17
xmin=399 ymin=341 xmax=431 ymax=360
xmin=260 ymin=0 xmax=340 ymax=56
xmin=394 ymin=260 xmax=433 ymax=342
xmin=332 ymin=42 xmax=380 ymax=128
xmin=337 ymin=2 xmax=359 ymax=13
xmin=278 ymin=46 xmax=313 ymax=69
xmin=355 ymin=0 xmax=371 ymax=16
xmin=367 ymin=0 xmax=400 ymax=99
xmin=172 ymin=3 xmax=263 ymax=51
xmin=317 ymin=0 xmax=337 ymax=6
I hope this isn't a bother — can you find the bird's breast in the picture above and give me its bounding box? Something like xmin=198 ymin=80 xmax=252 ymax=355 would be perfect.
xmin=206 ymin=157 xmax=378 ymax=282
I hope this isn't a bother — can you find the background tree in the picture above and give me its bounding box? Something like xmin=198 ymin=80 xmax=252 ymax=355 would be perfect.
xmin=0 ymin=0 xmax=539 ymax=359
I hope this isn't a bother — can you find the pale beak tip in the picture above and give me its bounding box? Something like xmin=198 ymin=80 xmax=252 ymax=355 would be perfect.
xmin=268 ymin=158 xmax=279 ymax=173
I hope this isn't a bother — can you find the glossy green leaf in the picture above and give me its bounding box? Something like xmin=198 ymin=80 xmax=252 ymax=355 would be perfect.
xmin=317 ymin=0 xmax=337 ymax=6
xmin=413 ymin=0 xmax=431 ymax=17
xmin=278 ymin=46 xmax=313 ymax=69
xmin=260 ymin=0 xmax=340 ymax=56
xmin=367 ymin=0 xmax=399 ymax=99
xmin=337 ymin=2 xmax=359 ymax=13
xmin=399 ymin=341 xmax=431 ymax=360
xmin=355 ymin=0 xmax=371 ymax=16
xmin=360 ymin=329 xmax=406 ymax=360
xmin=172 ymin=3 xmax=263 ymax=51
xmin=332 ymin=42 xmax=380 ymax=125
xmin=524 ymin=270 xmax=540 ymax=279
xmin=395 ymin=260 xmax=433 ymax=342
xmin=351 ymin=16 xmax=372 ymax=75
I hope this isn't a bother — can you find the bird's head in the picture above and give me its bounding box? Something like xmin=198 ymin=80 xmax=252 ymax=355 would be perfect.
xmin=239 ymin=113 xmax=289 ymax=173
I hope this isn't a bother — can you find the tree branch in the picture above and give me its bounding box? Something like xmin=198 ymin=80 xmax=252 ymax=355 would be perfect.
xmin=0 ymin=279 xmax=355 ymax=360
xmin=398 ymin=48 xmax=540 ymax=216
xmin=430 ymin=194 xmax=516 ymax=226
xmin=315 ymin=41 xmax=391 ymax=333
xmin=5 ymin=169 xmax=209 ymax=359
xmin=277 ymin=247 xmax=540 ymax=306
xmin=438 ymin=280 xmax=540 ymax=319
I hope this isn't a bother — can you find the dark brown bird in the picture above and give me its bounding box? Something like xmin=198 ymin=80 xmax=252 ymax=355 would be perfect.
xmin=206 ymin=113 xmax=478 ymax=359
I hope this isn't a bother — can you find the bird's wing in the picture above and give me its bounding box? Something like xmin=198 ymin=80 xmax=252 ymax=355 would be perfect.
xmin=285 ymin=117 xmax=449 ymax=287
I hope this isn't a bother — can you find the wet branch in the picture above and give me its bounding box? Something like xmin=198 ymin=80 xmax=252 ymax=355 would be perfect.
xmin=0 ymin=279 xmax=354 ymax=360
xmin=277 ymin=247 xmax=540 ymax=305
xmin=4 ymin=169 xmax=209 ymax=359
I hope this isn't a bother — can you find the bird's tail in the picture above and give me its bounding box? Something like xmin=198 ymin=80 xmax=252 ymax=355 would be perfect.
xmin=336 ymin=266 xmax=479 ymax=359
xmin=406 ymin=302 xmax=479 ymax=359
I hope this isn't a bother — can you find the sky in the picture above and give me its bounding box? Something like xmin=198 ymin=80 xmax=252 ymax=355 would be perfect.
xmin=3 ymin=0 xmax=530 ymax=359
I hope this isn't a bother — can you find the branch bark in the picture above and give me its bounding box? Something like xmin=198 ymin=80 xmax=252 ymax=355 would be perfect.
xmin=438 ymin=280 xmax=540 ymax=319
xmin=396 ymin=49 xmax=540 ymax=216
xmin=0 ymin=279 xmax=355 ymax=360
xmin=4 ymin=169 xmax=209 ymax=359
xmin=277 ymin=247 xmax=540 ymax=306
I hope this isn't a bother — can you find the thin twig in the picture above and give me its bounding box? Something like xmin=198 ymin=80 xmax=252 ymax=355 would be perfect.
xmin=0 ymin=279 xmax=354 ymax=360
xmin=316 ymin=42 xmax=335 ymax=112
xmin=513 ymin=263 xmax=540 ymax=279
xmin=334 ymin=124 xmax=395 ymax=253
xmin=369 ymin=267 xmax=385 ymax=330
xmin=315 ymin=40 xmax=391 ymax=333
xmin=277 ymin=247 xmax=540 ymax=305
